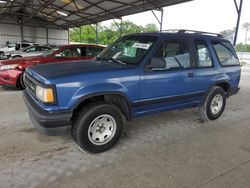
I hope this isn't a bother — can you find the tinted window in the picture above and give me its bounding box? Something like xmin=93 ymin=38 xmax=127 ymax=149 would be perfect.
xmin=212 ymin=41 xmax=239 ymax=66
xmin=21 ymin=43 xmax=31 ymax=48
xmin=195 ymin=40 xmax=212 ymax=67
xmin=40 ymin=46 xmax=51 ymax=51
xmin=58 ymin=48 xmax=81 ymax=58
xmin=86 ymin=47 xmax=103 ymax=57
xmin=150 ymin=40 xmax=191 ymax=70
xmin=60 ymin=49 xmax=71 ymax=57
xmin=71 ymin=48 xmax=81 ymax=57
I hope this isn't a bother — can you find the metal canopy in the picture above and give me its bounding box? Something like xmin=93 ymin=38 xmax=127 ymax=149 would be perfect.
xmin=0 ymin=0 xmax=192 ymax=29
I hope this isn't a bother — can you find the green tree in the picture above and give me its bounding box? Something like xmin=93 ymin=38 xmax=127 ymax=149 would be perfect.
xmin=70 ymin=25 xmax=97 ymax=43
xmin=220 ymin=29 xmax=235 ymax=43
xmin=235 ymin=43 xmax=250 ymax=52
xmin=242 ymin=22 xmax=250 ymax=44
xmin=70 ymin=20 xmax=158 ymax=45
xmin=143 ymin=23 xmax=158 ymax=32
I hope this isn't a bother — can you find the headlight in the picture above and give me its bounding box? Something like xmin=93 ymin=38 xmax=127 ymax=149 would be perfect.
xmin=0 ymin=64 xmax=19 ymax=70
xmin=36 ymin=85 xmax=54 ymax=103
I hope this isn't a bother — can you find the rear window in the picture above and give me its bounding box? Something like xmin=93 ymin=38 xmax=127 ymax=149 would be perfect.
xmin=212 ymin=41 xmax=239 ymax=66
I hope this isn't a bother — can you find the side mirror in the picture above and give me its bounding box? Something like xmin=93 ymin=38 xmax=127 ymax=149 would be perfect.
xmin=54 ymin=53 xmax=62 ymax=58
xmin=146 ymin=58 xmax=166 ymax=70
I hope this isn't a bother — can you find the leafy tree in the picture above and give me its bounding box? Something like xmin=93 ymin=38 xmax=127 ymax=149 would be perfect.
xmin=220 ymin=29 xmax=235 ymax=43
xmin=235 ymin=43 xmax=250 ymax=52
xmin=143 ymin=23 xmax=158 ymax=32
xmin=242 ymin=22 xmax=250 ymax=44
xmin=70 ymin=20 xmax=158 ymax=45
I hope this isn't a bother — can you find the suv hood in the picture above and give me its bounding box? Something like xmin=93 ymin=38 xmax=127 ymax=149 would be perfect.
xmin=27 ymin=60 xmax=125 ymax=81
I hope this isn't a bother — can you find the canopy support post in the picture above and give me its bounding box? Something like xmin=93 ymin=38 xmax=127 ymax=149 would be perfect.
xmin=233 ymin=0 xmax=243 ymax=46
xmin=151 ymin=8 xmax=164 ymax=32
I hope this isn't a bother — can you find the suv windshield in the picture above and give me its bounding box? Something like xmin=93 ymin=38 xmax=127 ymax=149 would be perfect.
xmin=97 ymin=35 xmax=157 ymax=64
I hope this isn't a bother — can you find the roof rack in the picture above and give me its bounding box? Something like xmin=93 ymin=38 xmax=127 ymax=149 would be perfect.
xmin=178 ymin=29 xmax=223 ymax=37
xmin=160 ymin=29 xmax=223 ymax=37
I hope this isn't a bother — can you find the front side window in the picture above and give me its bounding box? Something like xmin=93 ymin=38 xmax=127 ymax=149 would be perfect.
xmin=212 ymin=41 xmax=239 ymax=66
xmin=58 ymin=48 xmax=82 ymax=58
xmin=86 ymin=47 xmax=103 ymax=57
xmin=149 ymin=39 xmax=191 ymax=71
xmin=71 ymin=48 xmax=81 ymax=57
xmin=25 ymin=46 xmax=37 ymax=53
xmin=195 ymin=40 xmax=212 ymax=67
xmin=59 ymin=49 xmax=71 ymax=57
xmin=98 ymin=35 xmax=157 ymax=64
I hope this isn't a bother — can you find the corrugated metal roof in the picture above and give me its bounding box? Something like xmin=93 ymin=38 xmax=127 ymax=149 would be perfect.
xmin=0 ymin=0 xmax=192 ymax=29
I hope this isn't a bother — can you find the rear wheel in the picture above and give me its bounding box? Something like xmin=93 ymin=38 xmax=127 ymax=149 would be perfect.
xmin=12 ymin=55 xmax=22 ymax=59
xmin=72 ymin=102 xmax=123 ymax=153
xmin=199 ymin=86 xmax=226 ymax=121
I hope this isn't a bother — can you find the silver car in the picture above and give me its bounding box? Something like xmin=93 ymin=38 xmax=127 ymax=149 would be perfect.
xmin=3 ymin=45 xmax=52 ymax=59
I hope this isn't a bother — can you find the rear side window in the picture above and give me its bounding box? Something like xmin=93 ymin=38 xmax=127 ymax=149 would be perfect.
xmin=212 ymin=41 xmax=239 ymax=66
xmin=151 ymin=39 xmax=191 ymax=71
xmin=195 ymin=40 xmax=212 ymax=67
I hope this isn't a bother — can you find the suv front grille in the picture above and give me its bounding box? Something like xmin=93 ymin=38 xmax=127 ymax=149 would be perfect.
xmin=24 ymin=73 xmax=36 ymax=96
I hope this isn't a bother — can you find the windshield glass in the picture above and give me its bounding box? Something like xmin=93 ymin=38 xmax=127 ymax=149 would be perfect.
xmin=97 ymin=35 xmax=157 ymax=64
xmin=22 ymin=46 xmax=34 ymax=52
xmin=41 ymin=48 xmax=59 ymax=57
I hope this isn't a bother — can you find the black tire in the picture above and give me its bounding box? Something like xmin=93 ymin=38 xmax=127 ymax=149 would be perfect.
xmin=72 ymin=102 xmax=123 ymax=153
xmin=18 ymin=73 xmax=26 ymax=90
xmin=12 ymin=55 xmax=22 ymax=59
xmin=198 ymin=86 xmax=226 ymax=122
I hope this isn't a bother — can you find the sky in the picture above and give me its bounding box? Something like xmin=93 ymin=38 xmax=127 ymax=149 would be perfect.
xmin=102 ymin=0 xmax=250 ymax=44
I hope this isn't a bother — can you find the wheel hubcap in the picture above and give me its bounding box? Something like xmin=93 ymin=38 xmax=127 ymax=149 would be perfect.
xmin=210 ymin=94 xmax=223 ymax=115
xmin=88 ymin=115 xmax=117 ymax=145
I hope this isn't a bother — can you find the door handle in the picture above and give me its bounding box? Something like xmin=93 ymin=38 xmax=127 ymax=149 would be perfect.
xmin=188 ymin=72 xmax=194 ymax=77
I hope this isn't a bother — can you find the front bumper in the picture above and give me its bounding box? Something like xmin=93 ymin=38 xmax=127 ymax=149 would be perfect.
xmin=23 ymin=90 xmax=72 ymax=136
xmin=0 ymin=69 xmax=22 ymax=88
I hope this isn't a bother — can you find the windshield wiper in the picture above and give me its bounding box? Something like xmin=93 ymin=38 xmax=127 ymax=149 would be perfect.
xmin=109 ymin=58 xmax=126 ymax=65
xmin=97 ymin=56 xmax=127 ymax=65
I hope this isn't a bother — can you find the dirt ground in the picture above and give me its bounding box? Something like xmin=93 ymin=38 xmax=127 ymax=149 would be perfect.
xmin=0 ymin=65 xmax=250 ymax=188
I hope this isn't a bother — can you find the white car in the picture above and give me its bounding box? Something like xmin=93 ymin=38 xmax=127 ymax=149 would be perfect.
xmin=3 ymin=45 xmax=52 ymax=59
xmin=0 ymin=42 xmax=39 ymax=59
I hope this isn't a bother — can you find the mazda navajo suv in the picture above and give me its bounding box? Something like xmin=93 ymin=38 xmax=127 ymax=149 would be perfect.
xmin=23 ymin=30 xmax=241 ymax=153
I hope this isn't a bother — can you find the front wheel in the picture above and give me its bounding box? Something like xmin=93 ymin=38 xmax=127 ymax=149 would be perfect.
xmin=18 ymin=73 xmax=26 ymax=90
xmin=199 ymin=86 xmax=226 ymax=122
xmin=72 ymin=103 xmax=123 ymax=153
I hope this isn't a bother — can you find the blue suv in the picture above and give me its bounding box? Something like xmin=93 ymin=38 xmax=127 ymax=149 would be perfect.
xmin=23 ymin=30 xmax=241 ymax=153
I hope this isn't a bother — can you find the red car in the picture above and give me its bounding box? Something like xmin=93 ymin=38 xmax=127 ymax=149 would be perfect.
xmin=0 ymin=44 xmax=105 ymax=89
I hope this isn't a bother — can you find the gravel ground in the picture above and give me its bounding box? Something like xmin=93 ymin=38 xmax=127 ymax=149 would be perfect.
xmin=0 ymin=65 xmax=250 ymax=188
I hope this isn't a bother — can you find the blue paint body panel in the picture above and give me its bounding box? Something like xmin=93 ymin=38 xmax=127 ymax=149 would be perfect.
xmin=24 ymin=32 xmax=241 ymax=120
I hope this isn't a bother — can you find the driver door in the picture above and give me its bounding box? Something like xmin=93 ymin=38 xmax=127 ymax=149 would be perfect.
xmin=137 ymin=38 xmax=201 ymax=114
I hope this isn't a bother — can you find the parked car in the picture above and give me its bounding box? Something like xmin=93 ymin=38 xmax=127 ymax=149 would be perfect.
xmin=0 ymin=44 xmax=105 ymax=89
xmin=23 ymin=31 xmax=241 ymax=153
xmin=0 ymin=42 xmax=39 ymax=59
xmin=2 ymin=45 xmax=53 ymax=59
